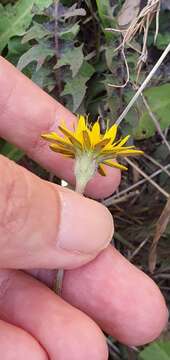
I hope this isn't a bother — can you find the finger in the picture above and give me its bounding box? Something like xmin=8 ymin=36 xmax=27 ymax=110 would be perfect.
xmin=32 ymin=246 xmax=168 ymax=346
xmin=0 ymin=155 xmax=113 ymax=269
xmin=0 ymin=56 xmax=121 ymax=199
xmin=0 ymin=270 xmax=108 ymax=360
xmin=0 ymin=319 xmax=47 ymax=360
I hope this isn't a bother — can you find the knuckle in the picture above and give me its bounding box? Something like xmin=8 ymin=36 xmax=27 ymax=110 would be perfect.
xmin=0 ymin=156 xmax=30 ymax=239
xmin=0 ymin=78 xmax=18 ymax=121
xmin=0 ymin=270 xmax=13 ymax=302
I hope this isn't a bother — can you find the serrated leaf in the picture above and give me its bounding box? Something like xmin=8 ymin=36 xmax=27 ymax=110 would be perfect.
xmin=61 ymin=61 xmax=95 ymax=111
xmin=32 ymin=0 xmax=53 ymax=12
xmin=59 ymin=23 xmax=80 ymax=41
xmin=55 ymin=45 xmax=84 ymax=77
xmin=133 ymin=84 xmax=170 ymax=139
xmin=0 ymin=0 xmax=34 ymax=52
xmin=58 ymin=3 xmax=86 ymax=19
xmin=17 ymin=43 xmax=55 ymax=71
xmin=31 ymin=66 xmax=55 ymax=91
xmin=0 ymin=0 xmax=53 ymax=53
xmin=139 ymin=341 xmax=170 ymax=360
xmin=22 ymin=22 xmax=51 ymax=43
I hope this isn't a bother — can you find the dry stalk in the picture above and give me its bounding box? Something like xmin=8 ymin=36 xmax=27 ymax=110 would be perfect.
xmin=149 ymin=197 xmax=170 ymax=273
xmin=128 ymin=237 xmax=149 ymax=261
xmin=103 ymin=164 xmax=170 ymax=206
xmin=126 ymin=158 xmax=169 ymax=198
xmin=106 ymin=0 xmax=160 ymax=87
xmin=144 ymin=154 xmax=170 ymax=176
xmin=115 ymin=42 xmax=170 ymax=125
xmin=103 ymin=190 xmax=139 ymax=206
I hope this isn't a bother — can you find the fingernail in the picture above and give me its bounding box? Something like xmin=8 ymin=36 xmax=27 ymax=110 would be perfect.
xmin=57 ymin=188 xmax=114 ymax=254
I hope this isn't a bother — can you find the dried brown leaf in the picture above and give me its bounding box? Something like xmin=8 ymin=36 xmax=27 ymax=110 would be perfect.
xmin=117 ymin=0 xmax=140 ymax=28
xmin=149 ymin=197 xmax=170 ymax=273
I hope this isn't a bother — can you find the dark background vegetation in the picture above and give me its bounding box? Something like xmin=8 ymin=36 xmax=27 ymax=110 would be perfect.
xmin=0 ymin=0 xmax=170 ymax=358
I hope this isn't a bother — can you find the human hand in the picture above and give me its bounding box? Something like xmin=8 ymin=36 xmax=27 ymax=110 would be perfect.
xmin=0 ymin=57 xmax=168 ymax=360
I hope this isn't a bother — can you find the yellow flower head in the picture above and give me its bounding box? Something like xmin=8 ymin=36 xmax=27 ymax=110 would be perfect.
xmin=42 ymin=115 xmax=143 ymax=192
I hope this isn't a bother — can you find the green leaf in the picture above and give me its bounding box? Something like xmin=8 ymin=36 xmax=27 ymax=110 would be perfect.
xmin=156 ymin=33 xmax=170 ymax=50
xmin=0 ymin=0 xmax=34 ymax=52
xmin=17 ymin=43 xmax=55 ymax=71
xmin=22 ymin=22 xmax=51 ymax=43
xmin=6 ymin=37 xmax=30 ymax=65
xmin=132 ymin=84 xmax=170 ymax=139
xmin=0 ymin=0 xmax=53 ymax=53
xmin=31 ymin=66 xmax=55 ymax=91
xmin=58 ymin=4 xmax=86 ymax=19
xmin=62 ymin=61 xmax=95 ymax=112
xmin=139 ymin=341 xmax=170 ymax=360
xmin=1 ymin=142 xmax=24 ymax=161
xmin=59 ymin=23 xmax=80 ymax=41
xmin=32 ymin=0 xmax=53 ymax=12
xmin=96 ymin=0 xmax=116 ymax=40
xmin=55 ymin=45 xmax=84 ymax=77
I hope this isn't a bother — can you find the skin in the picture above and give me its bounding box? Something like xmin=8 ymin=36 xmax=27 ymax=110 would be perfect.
xmin=0 ymin=56 xmax=168 ymax=360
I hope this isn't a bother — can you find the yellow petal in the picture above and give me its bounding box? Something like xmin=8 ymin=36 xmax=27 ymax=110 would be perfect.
xmin=91 ymin=122 xmax=101 ymax=144
xmin=94 ymin=138 xmax=111 ymax=152
xmin=97 ymin=164 xmax=107 ymax=176
xmin=104 ymin=124 xmax=117 ymax=142
xmin=115 ymin=135 xmax=130 ymax=147
xmin=117 ymin=149 xmax=144 ymax=156
xmin=58 ymin=125 xmax=82 ymax=149
xmin=103 ymin=160 xmax=128 ymax=171
xmin=42 ymin=133 xmax=73 ymax=148
xmin=50 ymin=144 xmax=75 ymax=157
xmin=74 ymin=115 xmax=87 ymax=143
xmin=78 ymin=115 xmax=86 ymax=131
xmin=41 ymin=132 xmax=68 ymax=143
xmin=82 ymin=130 xmax=91 ymax=149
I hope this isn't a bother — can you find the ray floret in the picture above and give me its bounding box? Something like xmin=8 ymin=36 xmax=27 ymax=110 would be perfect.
xmin=42 ymin=115 xmax=143 ymax=193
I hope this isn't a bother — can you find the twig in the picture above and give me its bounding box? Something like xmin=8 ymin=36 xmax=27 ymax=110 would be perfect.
xmin=115 ymin=42 xmax=170 ymax=125
xmin=107 ymin=338 xmax=121 ymax=360
xmin=104 ymin=164 xmax=170 ymax=205
xmin=107 ymin=0 xmax=160 ymax=87
xmin=149 ymin=197 xmax=170 ymax=273
xmin=126 ymin=158 xmax=169 ymax=198
xmin=144 ymin=153 xmax=170 ymax=176
xmin=114 ymin=232 xmax=134 ymax=250
xmin=54 ymin=269 xmax=64 ymax=295
xmin=103 ymin=190 xmax=139 ymax=206
xmin=128 ymin=237 xmax=149 ymax=261
xmin=108 ymin=47 xmax=130 ymax=88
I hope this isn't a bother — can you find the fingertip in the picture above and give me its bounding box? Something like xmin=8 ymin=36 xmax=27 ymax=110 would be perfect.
xmin=56 ymin=185 xmax=114 ymax=255
xmin=0 ymin=319 xmax=47 ymax=360
xmin=61 ymin=246 xmax=168 ymax=346
xmin=85 ymin=167 xmax=121 ymax=199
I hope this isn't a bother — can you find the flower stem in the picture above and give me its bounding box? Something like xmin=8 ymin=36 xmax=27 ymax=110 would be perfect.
xmin=74 ymin=154 xmax=96 ymax=195
xmin=75 ymin=180 xmax=86 ymax=194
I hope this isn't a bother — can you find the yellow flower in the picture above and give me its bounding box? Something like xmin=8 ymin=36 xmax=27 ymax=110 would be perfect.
xmin=42 ymin=115 xmax=143 ymax=193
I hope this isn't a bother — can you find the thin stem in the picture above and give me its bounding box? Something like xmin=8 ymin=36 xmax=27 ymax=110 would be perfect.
xmin=103 ymin=164 xmax=170 ymax=205
xmin=75 ymin=181 xmax=85 ymax=194
xmin=126 ymin=158 xmax=169 ymax=198
xmin=115 ymin=42 xmax=170 ymax=125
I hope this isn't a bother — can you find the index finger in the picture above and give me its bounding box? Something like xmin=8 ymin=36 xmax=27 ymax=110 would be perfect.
xmin=0 ymin=57 xmax=121 ymax=199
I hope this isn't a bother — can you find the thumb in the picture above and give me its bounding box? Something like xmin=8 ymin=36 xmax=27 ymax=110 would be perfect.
xmin=0 ymin=155 xmax=113 ymax=269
